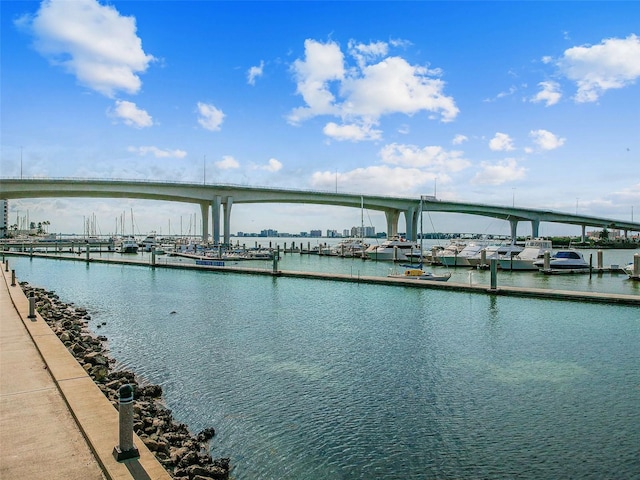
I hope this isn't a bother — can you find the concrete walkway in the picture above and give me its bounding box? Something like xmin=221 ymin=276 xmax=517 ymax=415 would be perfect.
xmin=0 ymin=263 xmax=172 ymax=480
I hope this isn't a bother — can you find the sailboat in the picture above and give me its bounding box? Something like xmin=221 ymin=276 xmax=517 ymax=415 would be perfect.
xmin=387 ymin=196 xmax=451 ymax=282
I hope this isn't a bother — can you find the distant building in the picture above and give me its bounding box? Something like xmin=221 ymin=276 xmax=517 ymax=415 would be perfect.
xmin=0 ymin=199 xmax=7 ymax=238
xmin=326 ymin=229 xmax=338 ymax=238
xmin=309 ymin=230 xmax=322 ymax=237
xmin=350 ymin=225 xmax=375 ymax=238
xmin=260 ymin=229 xmax=278 ymax=237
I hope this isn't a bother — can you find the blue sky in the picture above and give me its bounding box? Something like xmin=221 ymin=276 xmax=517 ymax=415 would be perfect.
xmin=1 ymin=0 xmax=639 ymax=237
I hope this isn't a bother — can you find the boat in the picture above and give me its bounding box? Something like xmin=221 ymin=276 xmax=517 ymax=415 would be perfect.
xmin=467 ymin=242 xmax=524 ymax=268
xmin=141 ymin=233 xmax=157 ymax=252
xmin=533 ymin=249 xmax=590 ymax=273
xmin=498 ymin=238 xmax=552 ymax=271
xmin=623 ymin=262 xmax=639 ymax=280
xmin=364 ymin=235 xmax=421 ymax=262
xmin=330 ymin=238 xmax=369 ymax=258
xmin=386 ymin=196 xmax=451 ymax=282
xmin=438 ymin=241 xmax=486 ymax=267
xmin=115 ymin=236 xmax=139 ymax=254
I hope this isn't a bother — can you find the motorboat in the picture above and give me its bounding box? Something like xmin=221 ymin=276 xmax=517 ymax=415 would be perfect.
xmin=467 ymin=242 xmax=524 ymax=268
xmin=364 ymin=235 xmax=421 ymax=262
xmin=115 ymin=236 xmax=139 ymax=254
xmin=331 ymin=238 xmax=369 ymax=258
xmin=438 ymin=241 xmax=486 ymax=267
xmin=387 ymin=267 xmax=451 ymax=282
xmin=498 ymin=238 xmax=552 ymax=271
xmin=533 ymin=249 xmax=590 ymax=273
xmin=141 ymin=233 xmax=157 ymax=252
xmin=623 ymin=262 xmax=639 ymax=279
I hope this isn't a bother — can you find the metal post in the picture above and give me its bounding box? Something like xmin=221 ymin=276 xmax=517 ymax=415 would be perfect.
xmin=28 ymin=292 xmax=36 ymax=319
xmin=11 ymin=270 xmax=16 ymax=287
xmin=113 ymin=384 xmax=139 ymax=461
xmin=490 ymin=258 xmax=498 ymax=290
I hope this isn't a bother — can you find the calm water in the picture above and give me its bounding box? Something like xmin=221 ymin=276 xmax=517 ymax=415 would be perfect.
xmin=8 ymin=253 xmax=640 ymax=479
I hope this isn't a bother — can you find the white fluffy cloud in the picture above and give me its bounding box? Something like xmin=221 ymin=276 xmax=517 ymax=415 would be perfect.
xmin=557 ymin=34 xmax=640 ymax=103
xmin=323 ymin=122 xmax=382 ymax=142
xmin=247 ymin=60 xmax=264 ymax=85
xmin=127 ymin=146 xmax=187 ymax=158
xmin=112 ymin=100 xmax=153 ymax=128
xmin=531 ymin=81 xmax=562 ymax=106
xmin=215 ymin=155 xmax=239 ymax=169
xmin=489 ymin=133 xmax=515 ymax=152
xmin=529 ymin=129 xmax=566 ymax=151
xmin=21 ymin=0 xmax=154 ymax=97
xmin=252 ymin=158 xmax=283 ymax=172
xmin=452 ymin=134 xmax=468 ymax=145
xmin=288 ymin=39 xmax=458 ymax=142
xmin=197 ymin=102 xmax=225 ymax=131
xmin=379 ymin=143 xmax=471 ymax=173
xmin=471 ymin=158 xmax=526 ymax=186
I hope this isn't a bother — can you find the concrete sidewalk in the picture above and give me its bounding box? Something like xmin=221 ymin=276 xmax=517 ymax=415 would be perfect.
xmin=0 ymin=262 xmax=172 ymax=480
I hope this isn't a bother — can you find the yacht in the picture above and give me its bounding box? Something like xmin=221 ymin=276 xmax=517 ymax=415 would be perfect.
xmin=467 ymin=242 xmax=524 ymax=268
xmin=498 ymin=238 xmax=552 ymax=271
xmin=438 ymin=241 xmax=486 ymax=267
xmin=364 ymin=235 xmax=421 ymax=262
xmin=115 ymin=236 xmax=139 ymax=254
xmin=533 ymin=250 xmax=590 ymax=273
xmin=141 ymin=233 xmax=158 ymax=252
xmin=331 ymin=238 xmax=369 ymax=258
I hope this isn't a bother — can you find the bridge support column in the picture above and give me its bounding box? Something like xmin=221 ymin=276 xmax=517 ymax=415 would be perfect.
xmin=509 ymin=219 xmax=518 ymax=243
xmin=223 ymin=197 xmax=233 ymax=245
xmin=385 ymin=210 xmax=400 ymax=238
xmin=405 ymin=207 xmax=417 ymax=241
xmin=581 ymin=224 xmax=586 ymax=243
xmin=200 ymin=202 xmax=209 ymax=243
xmin=212 ymin=196 xmax=222 ymax=245
xmin=531 ymin=220 xmax=540 ymax=238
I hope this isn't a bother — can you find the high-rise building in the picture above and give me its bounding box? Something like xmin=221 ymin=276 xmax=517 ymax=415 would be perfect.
xmin=0 ymin=200 xmax=7 ymax=238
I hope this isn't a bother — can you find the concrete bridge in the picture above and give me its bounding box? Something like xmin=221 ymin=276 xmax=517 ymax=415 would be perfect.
xmin=2 ymin=178 xmax=639 ymax=244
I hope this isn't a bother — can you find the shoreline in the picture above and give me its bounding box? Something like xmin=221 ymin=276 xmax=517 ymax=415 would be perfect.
xmin=20 ymin=281 xmax=231 ymax=480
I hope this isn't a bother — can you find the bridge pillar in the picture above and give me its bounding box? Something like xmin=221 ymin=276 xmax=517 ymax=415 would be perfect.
xmin=581 ymin=224 xmax=586 ymax=243
xmin=385 ymin=210 xmax=400 ymax=238
xmin=212 ymin=196 xmax=222 ymax=245
xmin=405 ymin=207 xmax=417 ymax=241
xmin=200 ymin=202 xmax=209 ymax=243
xmin=223 ymin=197 xmax=233 ymax=245
xmin=531 ymin=220 xmax=540 ymax=238
xmin=509 ymin=219 xmax=518 ymax=242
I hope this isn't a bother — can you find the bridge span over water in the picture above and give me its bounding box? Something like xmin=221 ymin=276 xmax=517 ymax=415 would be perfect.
xmin=1 ymin=178 xmax=639 ymax=244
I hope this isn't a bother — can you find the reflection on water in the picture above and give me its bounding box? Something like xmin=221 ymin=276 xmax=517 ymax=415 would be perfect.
xmin=8 ymin=255 xmax=640 ymax=480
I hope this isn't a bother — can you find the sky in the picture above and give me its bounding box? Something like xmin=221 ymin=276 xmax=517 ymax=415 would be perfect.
xmin=1 ymin=0 xmax=639 ymax=238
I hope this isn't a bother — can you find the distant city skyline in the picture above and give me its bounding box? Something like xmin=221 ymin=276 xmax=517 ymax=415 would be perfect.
xmin=1 ymin=1 xmax=639 ymax=236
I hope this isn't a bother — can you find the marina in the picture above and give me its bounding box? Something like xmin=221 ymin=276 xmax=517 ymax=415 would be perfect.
xmin=3 ymin=250 xmax=639 ymax=480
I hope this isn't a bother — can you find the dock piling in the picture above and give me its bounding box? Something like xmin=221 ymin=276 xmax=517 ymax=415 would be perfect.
xmin=490 ymin=258 xmax=498 ymax=290
xmin=11 ymin=269 xmax=16 ymax=287
xmin=634 ymin=253 xmax=640 ymax=277
xmin=4 ymin=259 xmax=8 ymax=272
xmin=112 ymin=384 xmax=140 ymax=461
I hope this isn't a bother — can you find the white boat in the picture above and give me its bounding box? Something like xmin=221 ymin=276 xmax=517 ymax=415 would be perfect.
xmin=115 ymin=236 xmax=139 ymax=254
xmin=387 ymin=267 xmax=451 ymax=282
xmin=438 ymin=241 xmax=486 ymax=267
xmin=141 ymin=233 xmax=157 ymax=252
xmin=498 ymin=238 xmax=553 ymax=271
xmin=533 ymin=249 xmax=590 ymax=273
xmin=623 ymin=262 xmax=639 ymax=279
xmin=467 ymin=242 xmax=524 ymax=268
xmin=331 ymin=238 xmax=369 ymax=258
xmin=364 ymin=235 xmax=421 ymax=262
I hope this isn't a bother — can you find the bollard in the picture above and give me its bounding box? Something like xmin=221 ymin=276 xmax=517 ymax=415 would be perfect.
xmin=11 ymin=269 xmax=16 ymax=287
xmin=543 ymin=251 xmax=551 ymax=271
xmin=28 ymin=292 xmax=36 ymax=319
xmin=490 ymin=258 xmax=498 ymax=290
xmin=113 ymin=384 xmax=140 ymax=461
